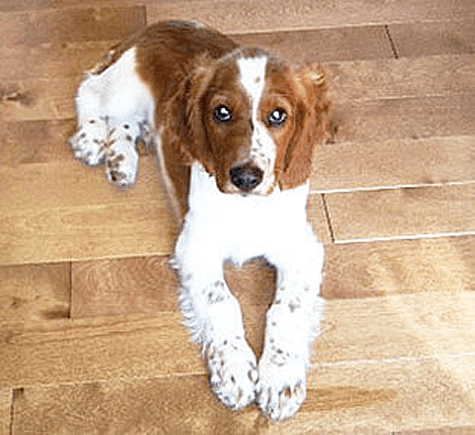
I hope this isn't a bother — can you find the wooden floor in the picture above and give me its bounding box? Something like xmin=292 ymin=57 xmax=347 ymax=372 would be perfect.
xmin=1 ymin=0 xmax=475 ymax=433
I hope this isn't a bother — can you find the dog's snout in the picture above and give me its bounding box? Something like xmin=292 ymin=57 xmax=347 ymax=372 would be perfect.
xmin=230 ymin=163 xmax=264 ymax=192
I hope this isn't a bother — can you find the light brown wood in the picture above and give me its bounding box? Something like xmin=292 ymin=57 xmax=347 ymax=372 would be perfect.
xmin=312 ymin=136 xmax=475 ymax=192
xmin=148 ymin=0 xmax=475 ymax=34
xmin=3 ymin=290 xmax=475 ymax=389
xmin=0 ymin=201 xmax=177 ymax=266
xmin=233 ymin=25 xmax=394 ymax=62
xmin=0 ymin=263 xmax=70 ymax=323
xmin=0 ymin=7 xmax=145 ymax=48
xmin=325 ymin=184 xmax=475 ymax=242
xmin=333 ymin=93 xmax=475 ymax=144
xmin=388 ymin=19 xmax=475 ymax=58
xmin=2 ymin=1 xmax=475 ymax=432
xmin=322 ymin=235 xmax=475 ymax=299
xmin=0 ymin=314 xmax=202 ymax=389
xmin=7 ymin=353 xmax=475 ymax=433
xmin=0 ymin=389 xmax=11 ymax=435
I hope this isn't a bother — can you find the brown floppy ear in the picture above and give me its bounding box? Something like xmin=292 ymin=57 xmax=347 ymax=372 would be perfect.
xmin=278 ymin=64 xmax=330 ymax=190
xmin=165 ymin=53 xmax=217 ymax=174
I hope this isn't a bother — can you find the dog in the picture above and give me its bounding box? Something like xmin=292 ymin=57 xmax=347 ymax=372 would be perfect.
xmin=70 ymin=20 xmax=330 ymax=421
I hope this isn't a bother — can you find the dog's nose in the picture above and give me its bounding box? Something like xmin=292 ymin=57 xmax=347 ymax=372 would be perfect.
xmin=230 ymin=163 xmax=264 ymax=192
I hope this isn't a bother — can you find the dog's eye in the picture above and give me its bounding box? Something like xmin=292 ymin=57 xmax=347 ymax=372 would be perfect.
xmin=268 ymin=108 xmax=287 ymax=127
xmin=214 ymin=105 xmax=232 ymax=123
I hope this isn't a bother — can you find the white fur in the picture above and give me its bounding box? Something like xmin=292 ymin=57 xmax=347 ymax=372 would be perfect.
xmin=71 ymin=47 xmax=325 ymax=421
xmin=70 ymin=48 xmax=155 ymax=187
xmin=237 ymin=56 xmax=277 ymax=194
xmin=172 ymin=163 xmax=325 ymax=419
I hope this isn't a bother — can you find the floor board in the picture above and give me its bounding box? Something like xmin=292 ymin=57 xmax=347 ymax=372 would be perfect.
xmin=2 ymin=0 xmax=475 ymax=432
xmin=325 ymin=184 xmax=475 ymax=242
xmin=388 ymin=19 xmax=475 ymax=58
xmin=0 ymin=263 xmax=70 ymax=323
xmin=312 ymin=136 xmax=475 ymax=193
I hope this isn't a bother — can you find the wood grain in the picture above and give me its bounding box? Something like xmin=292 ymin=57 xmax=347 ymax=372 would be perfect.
xmin=148 ymin=0 xmax=475 ymax=34
xmin=0 ymin=389 xmax=10 ymax=435
xmin=3 ymin=291 xmax=475 ymax=389
xmin=2 ymin=0 xmax=475 ymax=432
xmin=326 ymin=54 xmax=475 ymax=101
xmin=0 ymin=313 xmax=202 ymax=389
xmin=0 ymin=7 xmax=145 ymax=48
xmin=322 ymin=235 xmax=475 ymax=299
xmin=325 ymin=184 xmax=475 ymax=242
xmin=0 ymin=263 xmax=70 ymax=323
xmin=0 ymin=201 xmax=177 ymax=266
xmin=232 ymin=25 xmax=394 ymax=63
xmin=388 ymin=19 xmax=475 ymax=58
xmin=0 ymin=120 xmax=75 ymax=165
xmin=334 ymin=94 xmax=475 ymax=144
xmin=9 ymin=356 xmax=475 ymax=434
xmin=312 ymin=136 xmax=475 ymax=193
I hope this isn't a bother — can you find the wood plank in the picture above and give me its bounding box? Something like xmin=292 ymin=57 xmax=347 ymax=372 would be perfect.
xmin=0 ymin=7 xmax=145 ymax=48
xmin=0 ymin=389 xmax=11 ymax=435
xmin=0 ymin=313 xmax=202 ymax=389
xmin=322 ymin=236 xmax=475 ymax=300
xmin=0 ymin=76 xmax=77 ymax=122
xmin=0 ymin=157 xmax=163 ymax=213
xmin=325 ymin=184 xmax=475 ymax=243
xmin=0 ymin=120 xmax=75 ymax=165
xmin=71 ymin=256 xmax=179 ymax=318
xmin=70 ymin=236 xmax=475 ymax=358
xmin=388 ymin=19 xmax=475 ymax=58
xmin=334 ymin=94 xmax=475 ymax=144
xmin=299 ymin=355 xmax=475 ymax=433
xmin=0 ymin=201 xmax=176 ymax=266
xmin=0 ymin=41 xmax=116 ymax=81
xmin=3 ymin=291 xmax=475 ymax=388
xmin=396 ymin=427 xmax=475 ymax=435
xmin=147 ymin=0 xmax=475 ymax=34
xmin=312 ymin=136 xmax=475 ymax=193
xmin=326 ymin=55 xmax=475 ymax=102
xmin=232 ymin=25 xmax=394 ymax=63
xmin=9 ymin=356 xmax=475 ymax=433
xmin=10 ymin=376 xmax=256 ymax=435
xmin=0 ymin=263 xmax=70 ymax=324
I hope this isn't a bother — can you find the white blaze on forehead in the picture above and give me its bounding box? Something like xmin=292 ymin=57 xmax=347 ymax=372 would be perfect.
xmin=237 ymin=56 xmax=267 ymax=118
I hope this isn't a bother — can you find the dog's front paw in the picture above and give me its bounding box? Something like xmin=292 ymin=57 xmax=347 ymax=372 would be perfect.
xmin=257 ymin=351 xmax=307 ymax=421
xmin=70 ymin=118 xmax=108 ymax=165
xmin=105 ymin=127 xmax=139 ymax=188
xmin=206 ymin=338 xmax=258 ymax=410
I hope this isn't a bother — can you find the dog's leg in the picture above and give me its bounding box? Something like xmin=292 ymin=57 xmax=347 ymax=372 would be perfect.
xmin=172 ymin=224 xmax=258 ymax=411
xmin=70 ymin=47 xmax=154 ymax=188
xmin=258 ymin=225 xmax=325 ymax=421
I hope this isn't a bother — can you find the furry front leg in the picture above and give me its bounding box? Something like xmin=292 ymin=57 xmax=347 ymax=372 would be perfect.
xmin=258 ymin=234 xmax=325 ymax=421
xmin=173 ymin=248 xmax=258 ymax=410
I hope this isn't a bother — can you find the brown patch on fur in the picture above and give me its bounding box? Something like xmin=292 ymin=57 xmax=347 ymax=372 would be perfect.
xmin=272 ymin=64 xmax=330 ymax=190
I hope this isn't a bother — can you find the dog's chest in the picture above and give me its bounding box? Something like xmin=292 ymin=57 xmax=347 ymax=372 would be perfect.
xmin=184 ymin=163 xmax=309 ymax=264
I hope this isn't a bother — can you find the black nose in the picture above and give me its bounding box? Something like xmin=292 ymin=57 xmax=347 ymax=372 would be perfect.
xmin=230 ymin=163 xmax=264 ymax=192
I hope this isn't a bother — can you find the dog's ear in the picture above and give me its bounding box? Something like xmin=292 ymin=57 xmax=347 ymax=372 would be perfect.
xmin=277 ymin=64 xmax=330 ymax=190
xmin=165 ymin=53 xmax=217 ymax=173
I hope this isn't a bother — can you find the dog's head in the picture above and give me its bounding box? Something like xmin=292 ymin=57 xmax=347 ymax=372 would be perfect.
xmin=170 ymin=48 xmax=330 ymax=194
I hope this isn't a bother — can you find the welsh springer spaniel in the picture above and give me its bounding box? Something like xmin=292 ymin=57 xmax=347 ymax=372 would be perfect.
xmin=70 ymin=21 xmax=330 ymax=421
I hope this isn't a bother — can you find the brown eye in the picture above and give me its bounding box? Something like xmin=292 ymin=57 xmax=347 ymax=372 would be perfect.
xmin=268 ymin=108 xmax=287 ymax=127
xmin=214 ymin=105 xmax=232 ymax=123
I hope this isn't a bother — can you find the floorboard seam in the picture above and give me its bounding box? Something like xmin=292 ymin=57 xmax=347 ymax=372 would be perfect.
xmin=321 ymin=193 xmax=336 ymax=243
xmin=384 ymin=24 xmax=399 ymax=59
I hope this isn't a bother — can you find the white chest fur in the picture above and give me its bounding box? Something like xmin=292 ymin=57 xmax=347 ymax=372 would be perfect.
xmin=184 ymin=163 xmax=311 ymax=266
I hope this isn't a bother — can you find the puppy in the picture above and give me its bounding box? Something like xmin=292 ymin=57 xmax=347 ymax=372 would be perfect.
xmin=70 ymin=20 xmax=329 ymax=421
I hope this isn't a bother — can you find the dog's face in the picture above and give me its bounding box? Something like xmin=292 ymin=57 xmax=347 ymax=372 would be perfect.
xmin=175 ymin=48 xmax=329 ymax=194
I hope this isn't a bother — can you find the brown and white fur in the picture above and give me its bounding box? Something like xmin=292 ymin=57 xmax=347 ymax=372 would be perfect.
xmin=70 ymin=21 xmax=330 ymax=421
